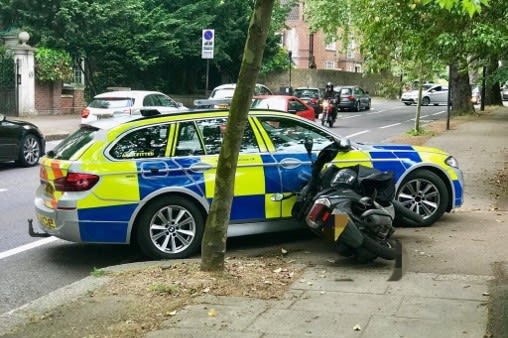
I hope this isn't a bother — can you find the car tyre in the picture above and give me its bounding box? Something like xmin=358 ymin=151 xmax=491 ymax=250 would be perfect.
xmin=354 ymin=101 xmax=360 ymax=112
xmin=17 ymin=134 xmax=41 ymax=167
xmin=136 ymin=196 xmax=204 ymax=259
xmin=396 ymin=169 xmax=449 ymax=227
xmin=422 ymin=97 xmax=431 ymax=106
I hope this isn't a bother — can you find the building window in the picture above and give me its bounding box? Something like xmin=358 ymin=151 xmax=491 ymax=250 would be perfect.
xmin=325 ymin=60 xmax=336 ymax=69
xmin=325 ymin=41 xmax=336 ymax=51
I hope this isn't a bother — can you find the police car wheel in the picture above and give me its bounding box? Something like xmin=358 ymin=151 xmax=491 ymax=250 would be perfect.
xmin=395 ymin=169 xmax=449 ymax=227
xmin=136 ymin=197 xmax=204 ymax=259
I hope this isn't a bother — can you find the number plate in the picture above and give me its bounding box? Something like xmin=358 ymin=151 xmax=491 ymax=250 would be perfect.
xmin=37 ymin=214 xmax=56 ymax=229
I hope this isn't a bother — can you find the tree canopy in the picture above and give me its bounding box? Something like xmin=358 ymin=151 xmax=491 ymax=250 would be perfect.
xmin=0 ymin=0 xmax=290 ymax=98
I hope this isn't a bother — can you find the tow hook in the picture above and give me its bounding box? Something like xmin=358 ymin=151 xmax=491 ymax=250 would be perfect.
xmin=28 ymin=218 xmax=50 ymax=238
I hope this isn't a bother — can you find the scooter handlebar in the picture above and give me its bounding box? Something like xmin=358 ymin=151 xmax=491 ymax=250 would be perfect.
xmin=392 ymin=201 xmax=424 ymax=225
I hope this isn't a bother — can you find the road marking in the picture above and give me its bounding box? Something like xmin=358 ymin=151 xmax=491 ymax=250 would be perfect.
xmin=346 ymin=130 xmax=370 ymax=138
xmin=0 ymin=188 xmax=7 ymax=193
xmin=380 ymin=122 xmax=402 ymax=129
xmin=432 ymin=111 xmax=445 ymax=115
xmin=0 ymin=237 xmax=58 ymax=260
xmin=342 ymin=114 xmax=360 ymax=119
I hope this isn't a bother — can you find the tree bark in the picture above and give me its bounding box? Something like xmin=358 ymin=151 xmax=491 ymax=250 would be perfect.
xmin=484 ymin=57 xmax=503 ymax=106
xmin=200 ymin=0 xmax=275 ymax=272
xmin=450 ymin=63 xmax=474 ymax=115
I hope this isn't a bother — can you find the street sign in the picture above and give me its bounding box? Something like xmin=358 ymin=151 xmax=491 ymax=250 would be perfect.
xmin=202 ymin=29 xmax=214 ymax=59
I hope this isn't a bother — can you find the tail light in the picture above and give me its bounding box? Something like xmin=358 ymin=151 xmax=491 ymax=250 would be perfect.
xmin=347 ymin=95 xmax=355 ymax=101
xmin=54 ymin=173 xmax=99 ymax=191
xmin=306 ymin=197 xmax=332 ymax=229
xmin=81 ymin=107 xmax=90 ymax=118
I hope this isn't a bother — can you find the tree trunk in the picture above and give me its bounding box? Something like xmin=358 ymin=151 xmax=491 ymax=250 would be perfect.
xmin=484 ymin=57 xmax=503 ymax=106
xmin=450 ymin=63 xmax=474 ymax=115
xmin=200 ymin=0 xmax=275 ymax=272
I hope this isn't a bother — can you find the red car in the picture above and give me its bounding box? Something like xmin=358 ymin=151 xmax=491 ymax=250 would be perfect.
xmin=251 ymin=95 xmax=315 ymax=121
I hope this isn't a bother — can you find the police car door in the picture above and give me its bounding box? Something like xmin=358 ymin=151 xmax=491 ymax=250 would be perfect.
xmin=173 ymin=117 xmax=281 ymax=223
xmin=254 ymin=115 xmax=336 ymax=217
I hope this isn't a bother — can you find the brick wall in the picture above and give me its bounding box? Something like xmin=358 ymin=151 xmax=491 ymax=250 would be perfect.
xmin=35 ymin=80 xmax=86 ymax=115
xmin=61 ymin=87 xmax=85 ymax=114
xmin=35 ymin=80 xmax=62 ymax=115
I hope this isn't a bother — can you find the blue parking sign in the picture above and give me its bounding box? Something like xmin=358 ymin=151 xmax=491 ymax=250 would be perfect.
xmin=202 ymin=29 xmax=214 ymax=59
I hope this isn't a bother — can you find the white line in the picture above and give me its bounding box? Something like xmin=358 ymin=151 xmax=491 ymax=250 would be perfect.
xmin=346 ymin=130 xmax=370 ymax=138
xmin=380 ymin=122 xmax=402 ymax=129
xmin=432 ymin=111 xmax=445 ymax=115
xmin=0 ymin=237 xmax=58 ymax=260
xmin=0 ymin=188 xmax=7 ymax=193
xmin=342 ymin=114 xmax=360 ymax=119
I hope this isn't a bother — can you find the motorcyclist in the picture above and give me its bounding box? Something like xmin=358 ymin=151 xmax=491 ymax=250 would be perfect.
xmin=323 ymin=82 xmax=338 ymax=121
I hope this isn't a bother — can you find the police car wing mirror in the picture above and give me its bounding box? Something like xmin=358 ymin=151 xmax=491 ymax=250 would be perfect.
xmin=338 ymin=138 xmax=351 ymax=152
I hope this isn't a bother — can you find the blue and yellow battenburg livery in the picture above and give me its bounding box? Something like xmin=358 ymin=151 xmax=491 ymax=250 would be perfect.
xmin=34 ymin=109 xmax=464 ymax=259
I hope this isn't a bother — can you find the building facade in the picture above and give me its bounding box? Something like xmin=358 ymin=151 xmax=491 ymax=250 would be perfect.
xmin=282 ymin=2 xmax=363 ymax=73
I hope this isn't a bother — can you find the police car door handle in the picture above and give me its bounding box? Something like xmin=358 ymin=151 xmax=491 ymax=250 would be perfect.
xmin=279 ymin=158 xmax=303 ymax=169
xmin=190 ymin=162 xmax=213 ymax=172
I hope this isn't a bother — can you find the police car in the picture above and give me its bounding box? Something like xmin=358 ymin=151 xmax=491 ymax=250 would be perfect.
xmin=33 ymin=109 xmax=464 ymax=259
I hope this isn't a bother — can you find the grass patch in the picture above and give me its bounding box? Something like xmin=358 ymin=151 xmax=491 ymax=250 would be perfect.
xmin=149 ymin=283 xmax=180 ymax=294
xmin=90 ymin=267 xmax=106 ymax=277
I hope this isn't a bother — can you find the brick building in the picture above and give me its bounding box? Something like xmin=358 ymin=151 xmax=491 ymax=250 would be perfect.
xmin=282 ymin=2 xmax=363 ymax=72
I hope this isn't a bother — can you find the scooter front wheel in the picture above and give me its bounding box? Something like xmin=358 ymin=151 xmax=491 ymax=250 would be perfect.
xmin=361 ymin=236 xmax=396 ymax=261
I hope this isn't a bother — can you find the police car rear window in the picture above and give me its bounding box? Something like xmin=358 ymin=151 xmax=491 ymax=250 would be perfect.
xmin=48 ymin=126 xmax=99 ymax=160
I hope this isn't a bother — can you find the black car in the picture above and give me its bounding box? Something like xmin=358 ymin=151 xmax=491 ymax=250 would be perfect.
xmin=335 ymin=85 xmax=371 ymax=112
xmin=0 ymin=114 xmax=45 ymax=166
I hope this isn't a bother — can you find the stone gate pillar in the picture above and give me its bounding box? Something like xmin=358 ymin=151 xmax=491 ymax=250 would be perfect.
xmin=3 ymin=30 xmax=35 ymax=116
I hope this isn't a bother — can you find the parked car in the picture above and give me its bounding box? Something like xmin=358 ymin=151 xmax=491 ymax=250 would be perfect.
xmin=501 ymin=83 xmax=508 ymax=101
xmin=251 ymin=95 xmax=315 ymax=121
xmin=293 ymin=87 xmax=323 ymax=117
xmin=201 ymin=83 xmax=273 ymax=109
xmin=401 ymin=84 xmax=449 ymax=106
xmin=33 ymin=108 xmax=464 ymax=260
xmin=471 ymin=86 xmax=481 ymax=105
xmin=0 ymin=113 xmax=45 ymax=167
xmin=335 ymin=85 xmax=371 ymax=112
xmin=80 ymin=90 xmax=188 ymax=124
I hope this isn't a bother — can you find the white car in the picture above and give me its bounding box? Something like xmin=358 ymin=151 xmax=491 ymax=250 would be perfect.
xmin=80 ymin=90 xmax=188 ymax=123
xmin=198 ymin=83 xmax=273 ymax=108
xmin=401 ymin=84 xmax=449 ymax=106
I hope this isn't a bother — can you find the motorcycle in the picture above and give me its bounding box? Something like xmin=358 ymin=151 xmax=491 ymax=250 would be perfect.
xmin=292 ymin=138 xmax=423 ymax=263
xmin=320 ymin=98 xmax=336 ymax=128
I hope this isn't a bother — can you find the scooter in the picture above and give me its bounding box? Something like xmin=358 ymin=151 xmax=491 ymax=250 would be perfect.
xmin=320 ymin=99 xmax=336 ymax=128
xmin=292 ymin=138 xmax=422 ymax=263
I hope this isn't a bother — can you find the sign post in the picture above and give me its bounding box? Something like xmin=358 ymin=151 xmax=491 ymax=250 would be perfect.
xmin=202 ymin=29 xmax=214 ymax=96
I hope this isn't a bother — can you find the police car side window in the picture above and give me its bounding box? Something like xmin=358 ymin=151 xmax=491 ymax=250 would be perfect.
xmin=110 ymin=124 xmax=170 ymax=159
xmin=258 ymin=116 xmax=334 ymax=152
xmin=175 ymin=122 xmax=204 ymax=156
xmin=195 ymin=118 xmax=260 ymax=155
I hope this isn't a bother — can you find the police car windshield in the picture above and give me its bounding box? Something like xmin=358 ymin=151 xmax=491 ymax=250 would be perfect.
xmin=48 ymin=126 xmax=99 ymax=160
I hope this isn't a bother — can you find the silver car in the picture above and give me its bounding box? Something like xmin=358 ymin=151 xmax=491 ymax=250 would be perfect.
xmin=401 ymin=84 xmax=449 ymax=106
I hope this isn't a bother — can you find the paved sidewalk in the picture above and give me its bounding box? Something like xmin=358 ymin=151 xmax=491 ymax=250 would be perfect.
xmin=3 ymin=107 xmax=507 ymax=338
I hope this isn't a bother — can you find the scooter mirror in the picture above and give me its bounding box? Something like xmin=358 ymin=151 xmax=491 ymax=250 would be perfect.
xmin=304 ymin=136 xmax=314 ymax=155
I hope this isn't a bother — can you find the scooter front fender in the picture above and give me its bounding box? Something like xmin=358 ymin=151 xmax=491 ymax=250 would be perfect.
xmin=320 ymin=213 xmax=364 ymax=248
xmin=336 ymin=219 xmax=364 ymax=248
